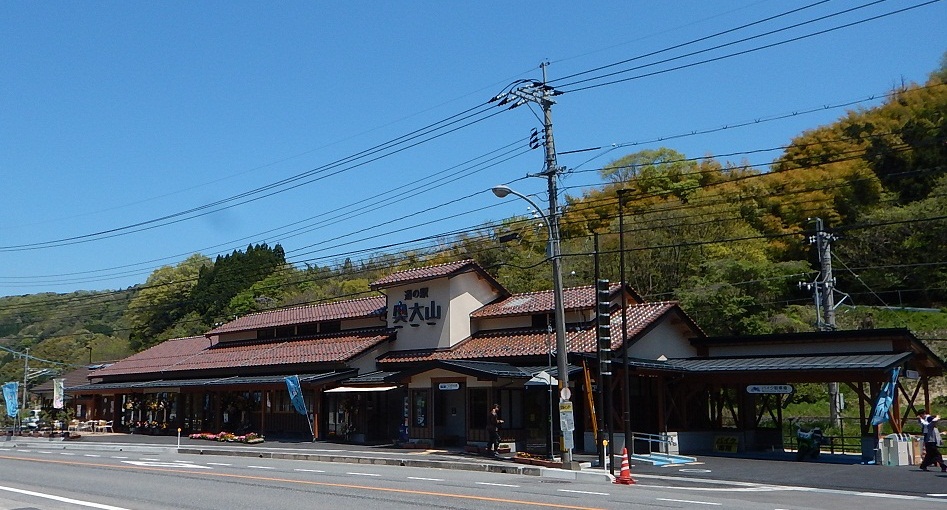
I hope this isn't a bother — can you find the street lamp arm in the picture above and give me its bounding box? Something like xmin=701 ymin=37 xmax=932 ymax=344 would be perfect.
xmin=491 ymin=186 xmax=552 ymax=237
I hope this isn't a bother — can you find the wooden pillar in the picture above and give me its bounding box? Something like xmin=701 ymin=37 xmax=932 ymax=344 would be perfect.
xmin=656 ymin=376 xmax=666 ymax=432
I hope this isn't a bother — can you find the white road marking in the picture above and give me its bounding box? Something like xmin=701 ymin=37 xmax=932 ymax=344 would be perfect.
xmin=247 ymin=465 xmax=275 ymax=470
xmin=121 ymin=460 xmax=211 ymax=469
xmin=476 ymin=482 xmax=520 ymax=488
xmin=110 ymin=456 xmax=128 ymax=459
xmin=346 ymin=472 xmax=381 ymax=477
xmin=657 ymin=497 xmax=721 ymax=506
xmin=84 ymin=454 xmax=101 ymax=457
xmin=140 ymin=457 xmax=161 ymax=461
xmin=0 ymin=484 xmax=132 ymax=510
xmin=558 ymin=489 xmax=610 ymax=496
xmin=295 ymin=468 xmax=325 ymax=473
xmin=207 ymin=462 xmax=232 ymax=466
xmin=408 ymin=476 xmax=444 ymax=481
xmin=60 ymin=452 xmax=75 ymax=456
xmin=645 ymin=484 xmax=783 ymax=492
xmin=927 ymin=493 xmax=947 ymax=497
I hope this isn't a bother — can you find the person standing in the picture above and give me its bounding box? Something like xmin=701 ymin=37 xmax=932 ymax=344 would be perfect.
xmin=487 ymin=403 xmax=503 ymax=457
xmin=918 ymin=410 xmax=946 ymax=472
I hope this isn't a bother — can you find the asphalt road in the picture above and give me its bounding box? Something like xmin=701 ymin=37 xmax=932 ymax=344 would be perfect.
xmin=1 ymin=434 xmax=946 ymax=509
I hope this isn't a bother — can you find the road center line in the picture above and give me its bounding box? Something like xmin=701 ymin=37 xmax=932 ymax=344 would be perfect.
xmin=408 ymin=476 xmax=445 ymax=481
xmin=0 ymin=484 xmax=132 ymax=510
xmin=346 ymin=472 xmax=381 ymax=477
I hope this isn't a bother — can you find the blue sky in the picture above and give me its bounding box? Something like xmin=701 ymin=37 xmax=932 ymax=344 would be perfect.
xmin=1 ymin=1 xmax=945 ymax=296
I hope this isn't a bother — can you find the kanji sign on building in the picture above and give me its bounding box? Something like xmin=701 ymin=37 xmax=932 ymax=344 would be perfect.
xmin=392 ymin=287 xmax=442 ymax=326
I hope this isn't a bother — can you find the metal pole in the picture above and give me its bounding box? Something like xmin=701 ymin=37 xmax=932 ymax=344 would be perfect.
xmin=618 ymin=190 xmax=631 ymax=452
xmin=21 ymin=348 xmax=29 ymax=415
xmin=594 ymin=234 xmax=606 ymax=470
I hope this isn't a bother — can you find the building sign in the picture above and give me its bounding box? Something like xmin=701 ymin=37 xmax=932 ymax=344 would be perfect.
xmin=438 ymin=383 xmax=460 ymax=391
xmin=392 ymin=287 xmax=442 ymax=327
xmin=713 ymin=435 xmax=739 ymax=453
xmin=746 ymin=384 xmax=794 ymax=395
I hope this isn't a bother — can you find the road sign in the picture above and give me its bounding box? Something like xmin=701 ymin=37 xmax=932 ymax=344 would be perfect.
xmin=746 ymin=384 xmax=794 ymax=395
xmin=560 ymin=387 xmax=571 ymax=400
xmin=559 ymin=401 xmax=575 ymax=432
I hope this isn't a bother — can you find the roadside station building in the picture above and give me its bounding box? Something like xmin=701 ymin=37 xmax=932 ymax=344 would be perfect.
xmin=58 ymin=259 xmax=944 ymax=456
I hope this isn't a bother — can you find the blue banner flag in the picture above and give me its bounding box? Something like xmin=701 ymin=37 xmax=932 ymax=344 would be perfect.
xmin=2 ymin=382 xmax=19 ymax=418
xmin=870 ymin=367 xmax=901 ymax=426
xmin=284 ymin=375 xmax=308 ymax=416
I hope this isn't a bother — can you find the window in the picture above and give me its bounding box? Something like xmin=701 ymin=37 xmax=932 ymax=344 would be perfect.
xmin=321 ymin=321 xmax=341 ymax=333
xmin=276 ymin=325 xmax=295 ymax=338
xmin=532 ymin=314 xmax=551 ymax=329
xmin=258 ymin=328 xmax=275 ymax=340
xmin=469 ymin=389 xmax=489 ymax=429
xmin=298 ymin=323 xmax=318 ymax=336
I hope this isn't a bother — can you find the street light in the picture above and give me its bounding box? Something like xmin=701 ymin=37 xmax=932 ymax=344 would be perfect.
xmin=492 ymin=184 xmax=572 ymax=465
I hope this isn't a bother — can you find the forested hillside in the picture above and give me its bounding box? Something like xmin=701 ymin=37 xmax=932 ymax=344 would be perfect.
xmin=2 ymin=61 xmax=945 ymax=390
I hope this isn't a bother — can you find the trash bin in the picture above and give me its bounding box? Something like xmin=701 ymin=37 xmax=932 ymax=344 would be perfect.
xmin=881 ymin=433 xmax=914 ymax=466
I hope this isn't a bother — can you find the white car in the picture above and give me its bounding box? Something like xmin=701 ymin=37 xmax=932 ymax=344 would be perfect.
xmin=23 ymin=409 xmax=43 ymax=430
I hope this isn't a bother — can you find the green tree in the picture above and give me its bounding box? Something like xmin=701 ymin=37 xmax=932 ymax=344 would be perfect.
xmin=126 ymin=254 xmax=210 ymax=351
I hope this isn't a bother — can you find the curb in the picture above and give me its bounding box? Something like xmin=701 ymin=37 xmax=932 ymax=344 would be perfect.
xmin=178 ymin=447 xmax=542 ymax=476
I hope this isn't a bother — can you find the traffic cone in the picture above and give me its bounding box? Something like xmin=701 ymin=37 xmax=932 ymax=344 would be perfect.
xmin=614 ymin=447 xmax=636 ymax=485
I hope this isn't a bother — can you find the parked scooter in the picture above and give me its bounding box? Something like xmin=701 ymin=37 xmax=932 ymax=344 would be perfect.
xmin=795 ymin=425 xmax=825 ymax=461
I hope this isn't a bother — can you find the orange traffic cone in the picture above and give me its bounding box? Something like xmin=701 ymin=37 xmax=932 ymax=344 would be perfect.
xmin=613 ymin=447 xmax=636 ymax=485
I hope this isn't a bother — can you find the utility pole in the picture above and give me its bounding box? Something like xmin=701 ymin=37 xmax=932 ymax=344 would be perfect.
xmin=490 ymin=63 xmax=575 ymax=467
xmin=800 ymin=218 xmax=847 ymax=426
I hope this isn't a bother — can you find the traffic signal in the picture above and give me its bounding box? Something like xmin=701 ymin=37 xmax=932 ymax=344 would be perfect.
xmin=596 ymin=279 xmax=612 ymax=376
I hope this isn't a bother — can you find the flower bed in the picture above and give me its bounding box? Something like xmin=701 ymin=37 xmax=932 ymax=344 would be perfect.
xmin=188 ymin=431 xmax=264 ymax=444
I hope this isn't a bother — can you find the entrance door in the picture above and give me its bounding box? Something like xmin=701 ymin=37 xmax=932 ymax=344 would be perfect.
xmin=433 ymin=383 xmax=466 ymax=446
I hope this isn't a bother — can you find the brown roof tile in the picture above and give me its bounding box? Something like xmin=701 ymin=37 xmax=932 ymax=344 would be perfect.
xmin=208 ymin=296 xmax=386 ymax=335
xmin=94 ymin=331 xmax=393 ymax=378
xmin=382 ymin=302 xmax=681 ymax=363
xmin=370 ymin=259 xmax=505 ymax=292
xmin=472 ymin=283 xmax=625 ymax=317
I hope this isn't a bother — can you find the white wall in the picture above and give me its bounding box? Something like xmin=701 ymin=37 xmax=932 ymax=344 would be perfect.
xmin=629 ymin=319 xmax=700 ymax=360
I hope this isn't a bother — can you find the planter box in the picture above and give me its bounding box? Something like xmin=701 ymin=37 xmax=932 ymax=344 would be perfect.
xmin=513 ymin=456 xmax=562 ymax=468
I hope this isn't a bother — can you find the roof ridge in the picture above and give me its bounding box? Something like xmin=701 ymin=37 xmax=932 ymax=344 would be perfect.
xmin=226 ymin=294 xmax=385 ymax=320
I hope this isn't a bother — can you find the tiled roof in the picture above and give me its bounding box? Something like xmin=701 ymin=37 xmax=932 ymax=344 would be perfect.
xmin=93 ymin=330 xmax=393 ymax=378
xmin=70 ymin=371 xmax=354 ymax=392
xmin=32 ymin=364 xmax=112 ymax=393
xmin=207 ymin=296 xmax=386 ymax=335
xmin=472 ymin=283 xmax=624 ymax=317
xmin=669 ymin=352 xmax=912 ymax=373
xmin=381 ymin=302 xmax=680 ymax=363
xmin=92 ymin=336 xmax=211 ymax=378
xmin=370 ymin=259 xmax=504 ymax=291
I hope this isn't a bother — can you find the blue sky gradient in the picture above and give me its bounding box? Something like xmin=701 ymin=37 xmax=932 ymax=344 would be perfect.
xmin=2 ymin=1 xmax=945 ymax=295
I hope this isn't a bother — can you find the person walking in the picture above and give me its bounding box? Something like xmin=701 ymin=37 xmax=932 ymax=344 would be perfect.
xmin=487 ymin=403 xmax=503 ymax=457
xmin=918 ymin=410 xmax=946 ymax=472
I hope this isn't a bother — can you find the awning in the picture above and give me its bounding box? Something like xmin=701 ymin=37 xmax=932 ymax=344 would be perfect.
xmin=525 ymin=370 xmax=558 ymax=387
xmin=69 ymin=370 xmax=356 ymax=393
xmin=324 ymin=386 xmax=399 ymax=393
